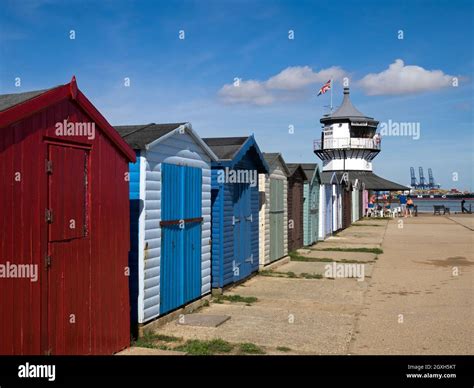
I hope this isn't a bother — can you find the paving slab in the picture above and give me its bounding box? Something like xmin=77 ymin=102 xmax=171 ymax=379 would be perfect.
xmin=313 ymin=242 xmax=382 ymax=250
xmin=156 ymin=276 xmax=367 ymax=354
xmin=296 ymin=249 xmax=377 ymax=262
xmin=275 ymin=260 xmax=375 ymax=279
xmin=143 ymin=216 xmax=471 ymax=355
xmin=177 ymin=314 xmax=230 ymax=327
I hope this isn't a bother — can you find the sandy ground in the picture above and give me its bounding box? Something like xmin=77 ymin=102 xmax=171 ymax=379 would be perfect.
xmin=122 ymin=214 xmax=473 ymax=355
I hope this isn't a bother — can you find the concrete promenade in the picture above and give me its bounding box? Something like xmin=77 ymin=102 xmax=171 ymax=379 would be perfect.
xmin=119 ymin=214 xmax=473 ymax=355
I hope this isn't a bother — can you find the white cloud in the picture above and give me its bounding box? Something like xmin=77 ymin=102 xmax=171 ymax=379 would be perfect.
xmin=266 ymin=65 xmax=346 ymax=90
xmin=218 ymin=65 xmax=347 ymax=106
xmin=218 ymin=80 xmax=275 ymax=106
xmin=358 ymin=59 xmax=454 ymax=95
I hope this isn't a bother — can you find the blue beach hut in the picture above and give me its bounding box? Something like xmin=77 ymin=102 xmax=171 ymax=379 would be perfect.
xmin=202 ymin=136 xmax=269 ymax=290
xmin=115 ymin=123 xmax=218 ymax=326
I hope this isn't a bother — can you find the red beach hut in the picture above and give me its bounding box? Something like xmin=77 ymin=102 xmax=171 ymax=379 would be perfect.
xmin=0 ymin=77 xmax=135 ymax=355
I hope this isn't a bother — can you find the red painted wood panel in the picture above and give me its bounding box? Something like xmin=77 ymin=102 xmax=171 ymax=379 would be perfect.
xmin=0 ymin=93 xmax=131 ymax=355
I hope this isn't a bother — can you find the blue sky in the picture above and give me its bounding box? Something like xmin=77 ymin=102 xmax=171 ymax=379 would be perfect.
xmin=1 ymin=0 xmax=473 ymax=190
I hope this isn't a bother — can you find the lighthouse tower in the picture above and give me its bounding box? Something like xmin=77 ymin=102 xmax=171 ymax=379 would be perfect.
xmin=314 ymin=87 xmax=380 ymax=172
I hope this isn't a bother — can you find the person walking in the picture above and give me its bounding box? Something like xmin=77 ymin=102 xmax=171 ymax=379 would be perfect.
xmin=407 ymin=196 xmax=414 ymax=217
xmin=399 ymin=192 xmax=408 ymax=217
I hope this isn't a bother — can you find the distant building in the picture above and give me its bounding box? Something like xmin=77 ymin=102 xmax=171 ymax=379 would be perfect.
xmin=313 ymin=87 xmax=408 ymax=225
xmin=314 ymin=87 xmax=408 ymax=192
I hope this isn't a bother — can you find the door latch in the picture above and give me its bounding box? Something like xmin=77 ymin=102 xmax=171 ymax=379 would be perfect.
xmin=45 ymin=209 xmax=53 ymax=224
xmin=45 ymin=254 xmax=52 ymax=270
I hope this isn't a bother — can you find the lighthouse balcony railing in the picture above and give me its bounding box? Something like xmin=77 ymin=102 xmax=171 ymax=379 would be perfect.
xmin=313 ymin=137 xmax=381 ymax=151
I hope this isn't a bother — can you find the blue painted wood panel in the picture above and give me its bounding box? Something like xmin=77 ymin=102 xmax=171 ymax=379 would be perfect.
xmin=210 ymin=144 xmax=262 ymax=288
xmin=160 ymin=163 xmax=202 ymax=314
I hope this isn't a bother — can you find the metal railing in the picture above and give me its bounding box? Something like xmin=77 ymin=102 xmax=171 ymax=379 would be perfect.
xmin=313 ymin=137 xmax=381 ymax=151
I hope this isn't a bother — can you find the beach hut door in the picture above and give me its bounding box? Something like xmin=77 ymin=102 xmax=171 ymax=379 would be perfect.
xmin=270 ymin=179 xmax=284 ymax=261
xmin=46 ymin=143 xmax=91 ymax=355
xmin=233 ymin=183 xmax=252 ymax=280
xmin=310 ymin=185 xmax=319 ymax=243
xmin=160 ymin=163 xmax=202 ymax=315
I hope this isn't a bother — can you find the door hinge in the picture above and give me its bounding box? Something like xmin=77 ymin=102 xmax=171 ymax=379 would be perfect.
xmin=45 ymin=209 xmax=53 ymax=224
xmin=45 ymin=254 xmax=52 ymax=270
xmin=45 ymin=159 xmax=53 ymax=174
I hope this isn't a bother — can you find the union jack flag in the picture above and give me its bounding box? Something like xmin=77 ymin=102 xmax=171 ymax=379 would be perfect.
xmin=317 ymin=80 xmax=331 ymax=96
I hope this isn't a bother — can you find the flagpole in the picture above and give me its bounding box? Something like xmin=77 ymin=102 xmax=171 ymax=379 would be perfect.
xmin=330 ymin=78 xmax=333 ymax=113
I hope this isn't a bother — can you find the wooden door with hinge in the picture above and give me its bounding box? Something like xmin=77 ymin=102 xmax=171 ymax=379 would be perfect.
xmin=45 ymin=142 xmax=91 ymax=355
xmin=160 ymin=163 xmax=202 ymax=315
xmin=269 ymin=178 xmax=284 ymax=262
xmin=232 ymin=182 xmax=253 ymax=281
xmin=310 ymin=184 xmax=319 ymax=244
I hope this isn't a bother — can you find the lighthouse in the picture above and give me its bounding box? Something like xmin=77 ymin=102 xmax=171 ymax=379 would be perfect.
xmin=314 ymin=85 xmax=408 ymax=229
xmin=314 ymin=87 xmax=380 ymax=172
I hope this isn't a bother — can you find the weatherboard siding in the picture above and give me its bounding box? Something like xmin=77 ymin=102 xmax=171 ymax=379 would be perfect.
xmin=318 ymin=184 xmax=325 ymax=240
xmin=210 ymin=152 xmax=261 ymax=288
xmin=137 ymin=131 xmax=212 ymax=323
xmin=259 ymin=160 xmax=288 ymax=266
xmin=303 ymin=182 xmax=310 ymax=246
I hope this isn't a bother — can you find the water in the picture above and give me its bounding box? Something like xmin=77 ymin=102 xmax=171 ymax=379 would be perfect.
xmin=387 ymin=199 xmax=474 ymax=213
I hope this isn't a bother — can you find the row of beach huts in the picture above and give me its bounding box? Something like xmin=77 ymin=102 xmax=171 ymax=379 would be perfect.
xmin=0 ymin=78 xmax=372 ymax=355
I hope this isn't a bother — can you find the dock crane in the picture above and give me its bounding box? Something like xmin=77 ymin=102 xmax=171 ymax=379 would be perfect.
xmin=428 ymin=168 xmax=440 ymax=189
xmin=418 ymin=167 xmax=426 ymax=189
xmin=410 ymin=167 xmax=418 ymax=187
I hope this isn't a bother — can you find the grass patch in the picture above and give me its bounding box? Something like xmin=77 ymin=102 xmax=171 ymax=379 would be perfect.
xmin=259 ymin=270 xmax=287 ymax=278
xmin=132 ymin=331 xmax=182 ymax=349
xmin=213 ymin=294 xmax=258 ymax=305
xmin=290 ymin=256 xmax=373 ymax=264
xmin=313 ymin=247 xmax=383 ymax=254
xmin=291 ymin=256 xmax=333 ymax=262
xmin=239 ymin=343 xmax=266 ymax=355
xmin=300 ymin=272 xmax=323 ymax=279
xmin=154 ymin=334 xmax=182 ymax=342
xmin=175 ymin=338 xmax=234 ymax=355
xmin=276 ymin=346 xmax=292 ymax=352
xmin=289 ymin=251 xmax=307 ymax=261
xmin=260 ymin=269 xmax=324 ymax=280
xmin=132 ymin=332 xmax=158 ymax=349
xmin=338 ymin=259 xmax=373 ymax=264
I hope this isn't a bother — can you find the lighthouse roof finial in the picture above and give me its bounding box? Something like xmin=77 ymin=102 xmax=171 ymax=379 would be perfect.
xmin=331 ymin=87 xmax=365 ymax=118
xmin=320 ymin=87 xmax=378 ymax=125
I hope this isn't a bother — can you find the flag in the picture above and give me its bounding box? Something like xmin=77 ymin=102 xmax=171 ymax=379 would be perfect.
xmin=317 ymin=80 xmax=331 ymax=96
